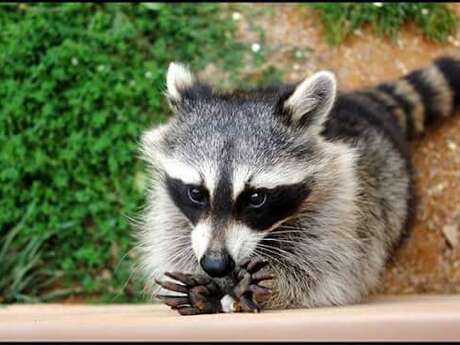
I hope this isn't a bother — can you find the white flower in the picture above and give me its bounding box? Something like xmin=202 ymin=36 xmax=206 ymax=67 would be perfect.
xmin=251 ymin=43 xmax=261 ymax=53
xmin=145 ymin=71 xmax=153 ymax=79
xmin=232 ymin=12 xmax=241 ymax=21
xmin=71 ymin=57 xmax=79 ymax=66
xmin=421 ymin=8 xmax=429 ymax=16
xmin=373 ymin=2 xmax=383 ymax=7
xmin=295 ymin=50 xmax=303 ymax=59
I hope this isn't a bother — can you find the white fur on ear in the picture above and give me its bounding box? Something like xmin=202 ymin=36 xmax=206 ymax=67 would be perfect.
xmin=166 ymin=62 xmax=195 ymax=101
xmin=284 ymin=71 xmax=337 ymax=133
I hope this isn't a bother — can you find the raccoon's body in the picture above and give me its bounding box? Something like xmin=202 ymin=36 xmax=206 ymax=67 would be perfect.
xmin=136 ymin=56 xmax=460 ymax=311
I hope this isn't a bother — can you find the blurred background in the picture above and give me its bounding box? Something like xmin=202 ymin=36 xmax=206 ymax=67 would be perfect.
xmin=1 ymin=3 xmax=460 ymax=304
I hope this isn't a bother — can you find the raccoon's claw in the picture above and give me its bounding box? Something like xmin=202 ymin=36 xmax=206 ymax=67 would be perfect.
xmin=241 ymin=257 xmax=270 ymax=274
xmin=232 ymin=257 xmax=274 ymax=313
xmin=154 ymin=272 xmax=224 ymax=316
xmin=164 ymin=271 xmax=211 ymax=287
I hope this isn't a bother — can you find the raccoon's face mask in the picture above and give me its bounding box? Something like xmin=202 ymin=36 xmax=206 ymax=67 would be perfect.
xmin=140 ymin=63 xmax=337 ymax=277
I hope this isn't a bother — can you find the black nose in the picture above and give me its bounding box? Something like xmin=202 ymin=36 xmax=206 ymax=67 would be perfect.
xmin=200 ymin=251 xmax=235 ymax=278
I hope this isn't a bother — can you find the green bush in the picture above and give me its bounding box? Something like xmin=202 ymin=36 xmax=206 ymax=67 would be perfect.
xmin=308 ymin=3 xmax=458 ymax=45
xmin=0 ymin=3 xmax=245 ymax=303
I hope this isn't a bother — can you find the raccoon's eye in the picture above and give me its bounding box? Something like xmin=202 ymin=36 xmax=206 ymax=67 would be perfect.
xmin=248 ymin=191 xmax=267 ymax=208
xmin=187 ymin=186 xmax=207 ymax=205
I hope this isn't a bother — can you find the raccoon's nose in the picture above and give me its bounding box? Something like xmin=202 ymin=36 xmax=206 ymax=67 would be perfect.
xmin=200 ymin=251 xmax=235 ymax=278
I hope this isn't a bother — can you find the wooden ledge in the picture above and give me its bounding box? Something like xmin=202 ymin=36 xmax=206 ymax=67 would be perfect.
xmin=1 ymin=295 xmax=460 ymax=341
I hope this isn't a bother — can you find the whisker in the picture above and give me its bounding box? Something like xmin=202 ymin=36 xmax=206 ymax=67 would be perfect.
xmin=270 ymin=229 xmax=307 ymax=234
xmin=113 ymin=245 xmax=140 ymax=274
xmin=253 ymin=248 xmax=291 ymax=271
xmin=262 ymin=238 xmax=304 ymax=245
xmin=255 ymin=243 xmax=320 ymax=274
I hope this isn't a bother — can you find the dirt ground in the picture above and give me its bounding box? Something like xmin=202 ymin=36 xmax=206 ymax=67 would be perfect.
xmin=208 ymin=3 xmax=460 ymax=295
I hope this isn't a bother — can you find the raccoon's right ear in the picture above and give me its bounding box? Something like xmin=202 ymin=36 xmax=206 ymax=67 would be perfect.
xmin=277 ymin=71 xmax=336 ymax=134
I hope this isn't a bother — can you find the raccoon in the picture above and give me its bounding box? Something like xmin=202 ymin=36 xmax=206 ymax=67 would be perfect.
xmin=136 ymin=56 xmax=460 ymax=315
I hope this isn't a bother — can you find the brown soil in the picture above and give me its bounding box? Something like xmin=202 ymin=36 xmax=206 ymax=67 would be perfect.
xmin=209 ymin=3 xmax=460 ymax=295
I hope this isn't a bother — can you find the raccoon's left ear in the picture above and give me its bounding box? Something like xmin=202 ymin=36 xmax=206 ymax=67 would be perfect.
xmin=165 ymin=62 xmax=213 ymax=109
xmin=165 ymin=62 xmax=196 ymax=102
xmin=280 ymin=71 xmax=336 ymax=134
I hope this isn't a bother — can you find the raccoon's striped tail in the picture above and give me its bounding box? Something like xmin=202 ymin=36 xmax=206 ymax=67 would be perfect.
xmin=365 ymin=56 xmax=460 ymax=139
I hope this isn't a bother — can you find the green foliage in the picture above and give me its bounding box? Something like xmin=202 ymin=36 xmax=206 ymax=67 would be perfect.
xmin=0 ymin=3 xmax=245 ymax=303
xmin=308 ymin=3 xmax=459 ymax=45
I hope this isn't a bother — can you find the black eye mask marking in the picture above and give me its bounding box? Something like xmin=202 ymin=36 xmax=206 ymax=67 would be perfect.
xmin=166 ymin=173 xmax=311 ymax=231
xmin=166 ymin=177 xmax=209 ymax=225
xmin=235 ymin=182 xmax=311 ymax=231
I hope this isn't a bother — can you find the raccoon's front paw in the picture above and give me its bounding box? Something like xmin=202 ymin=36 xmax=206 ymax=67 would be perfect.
xmin=154 ymin=272 xmax=224 ymax=316
xmin=231 ymin=257 xmax=274 ymax=313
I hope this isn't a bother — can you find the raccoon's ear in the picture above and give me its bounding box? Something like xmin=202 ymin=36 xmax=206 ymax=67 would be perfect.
xmin=280 ymin=71 xmax=336 ymax=133
xmin=165 ymin=62 xmax=196 ymax=102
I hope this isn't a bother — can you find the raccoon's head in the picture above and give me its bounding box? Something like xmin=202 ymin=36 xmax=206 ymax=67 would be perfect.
xmin=140 ymin=63 xmax=339 ymax=278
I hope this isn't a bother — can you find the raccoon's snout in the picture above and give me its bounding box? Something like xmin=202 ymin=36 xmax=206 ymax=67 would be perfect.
xmin=200 ymin=250 xmax=235 ymax=278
